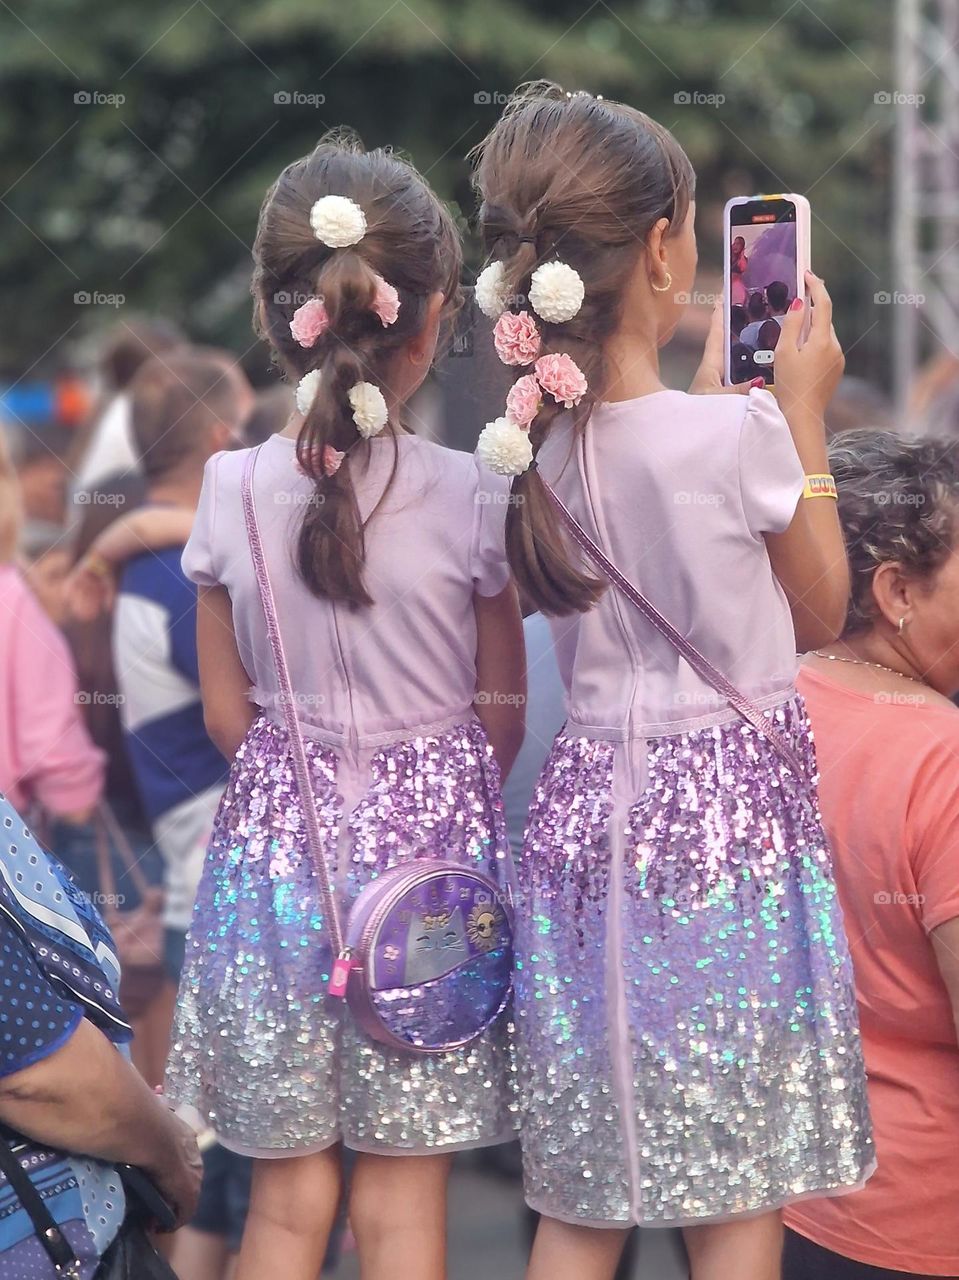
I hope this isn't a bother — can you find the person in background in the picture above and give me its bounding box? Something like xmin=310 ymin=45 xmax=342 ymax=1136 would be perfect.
xmin=737 ymin=288 xmax=768 ymax=348
xmin=729 ymin=235 xmax=748 ymax=305
xmin=755 ymin=318 xmax=782 ymax=353
xmin=783 ymin=430 xmax=959 ymax=1280
xmin=69 ymin=318 xmax=183 ymax=501
xmin=729 ymin=303 xmax=748 ymax=340
xmin=70 ymin=347 xmax=255 ymax=1280
xmin=0 ymin=430 xmax=104 ymax=821
xmin=0 ymin=790 xmax=202 ymax=1277
xmin=242 ymin=384 xmax=294 ymax=446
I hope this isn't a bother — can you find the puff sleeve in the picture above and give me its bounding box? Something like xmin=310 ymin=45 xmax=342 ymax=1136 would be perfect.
xmin=737 ymin=389 xmax=805 ymax=538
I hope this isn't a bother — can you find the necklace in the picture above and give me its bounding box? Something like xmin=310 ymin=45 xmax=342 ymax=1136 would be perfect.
xmin=811 ymin=650 xmax=927 ymax=687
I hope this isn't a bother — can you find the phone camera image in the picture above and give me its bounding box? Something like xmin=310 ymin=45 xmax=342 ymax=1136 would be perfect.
xmin=728 ymin=204 xmax=798 ymax=386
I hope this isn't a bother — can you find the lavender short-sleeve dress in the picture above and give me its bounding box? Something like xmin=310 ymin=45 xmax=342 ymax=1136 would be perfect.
xmin=165 ymin=433 xmax=517 ymax=1156
xmin=519 ymin=389 xmax=874 ymax=1225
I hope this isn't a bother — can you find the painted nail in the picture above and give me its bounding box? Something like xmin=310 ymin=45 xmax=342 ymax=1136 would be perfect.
xmin=749 ymin=377 xmax=765 ymax=388
xmin=790 ymin=297 xmax=804 ymax=311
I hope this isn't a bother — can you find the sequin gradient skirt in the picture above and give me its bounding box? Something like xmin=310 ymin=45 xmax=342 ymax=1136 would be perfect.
xmin=166 ymin=715 xmax=517 ymax=1155
xmin=516 ymin=695 xmax=873 ymax=1225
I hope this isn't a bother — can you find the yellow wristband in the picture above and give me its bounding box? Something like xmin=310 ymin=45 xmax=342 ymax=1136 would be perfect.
xmin=803 ymin=473 xmax=837 ymax=500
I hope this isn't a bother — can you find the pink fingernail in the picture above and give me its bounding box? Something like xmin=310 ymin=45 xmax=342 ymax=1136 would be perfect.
xmin=750 ymin=377 xmax=765 ymax=388
xmin=790 ymin=297 xmax=804 ymax=311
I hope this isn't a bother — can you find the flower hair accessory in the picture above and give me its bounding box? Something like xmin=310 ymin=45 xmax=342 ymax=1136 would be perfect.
xmin=505 ymin=374 xmax=542 ymax=427
xmin=295 ymin=369 xmax=322 ymax=415
xmin=310 ymin=195 xmax=367 ymax=248
xmin=476 ymin=416 xmax=533 ymax=477
xmin=371 ymin=274 xmax=400 ymax=327
xmin=493 ymin=311 xmax=540 ymax=366
xmin=322 ymin=445 xmax=345 ymax=476
xmin=348 ymin=381 xmax=388 ymax=438
xmin=290 ymin=298 xmax=329 ymax=348
xmin=534 ymin=353 xmax=588 ymax=408
xmin=475 ymin=261 xmax=509 ymax=319
xmin=529 ymin=261 xmax=584 ymax=324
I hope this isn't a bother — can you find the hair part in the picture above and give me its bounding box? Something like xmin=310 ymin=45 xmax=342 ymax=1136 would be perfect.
xmin=830 ymin=428 xmax=959 ymax=636
xmin=471 ymin=82 xmax=695 ymax=614
xmin=252 ymin=131 xmax=461 ymax=607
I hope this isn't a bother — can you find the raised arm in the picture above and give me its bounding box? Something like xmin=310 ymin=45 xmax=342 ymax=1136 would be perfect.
xmin=764 ymin=273 xmax=849 ymax=651
xmin=66 ymin=506 xmax=195 ymax=621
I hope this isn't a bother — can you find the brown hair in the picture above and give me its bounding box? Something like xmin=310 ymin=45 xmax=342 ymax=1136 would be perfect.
xmin=252 ymin=131 xmax=461 ymax=607
xmin=129 ymin=348 xmax=249 ymax=482
xmin=471 ymin=83 xmax=695 ymax=614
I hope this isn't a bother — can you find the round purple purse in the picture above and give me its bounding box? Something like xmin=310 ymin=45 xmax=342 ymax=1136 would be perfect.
xmin=241 ymin=450 xmax=514 ymax=1054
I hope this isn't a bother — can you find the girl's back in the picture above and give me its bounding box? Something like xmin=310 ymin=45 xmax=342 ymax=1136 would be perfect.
xmin=186 ymin=433 xmax=508 ymax=739
xmin=539 ymin=387 xmax=801 ymax=729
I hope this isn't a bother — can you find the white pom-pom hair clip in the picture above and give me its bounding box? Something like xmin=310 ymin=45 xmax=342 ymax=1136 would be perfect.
xmin=474 ymin=261 xmax=510 ymax=320
xmin=347 ymin=381 xmax=388 ymax=438
xmin=476 ymin=416 xmax=533 ymax=478
xmin=296 ymin=371 xmax=388 ymax=440
xmin=310 ymin=195 xmax=367 ymax=248
xmin=528 ymin=260 xmax=584 ymax=324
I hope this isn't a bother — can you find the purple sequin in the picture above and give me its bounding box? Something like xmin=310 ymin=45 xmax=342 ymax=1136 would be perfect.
xmin=166 ymin=715 xmax=517 ymax=1154
xmin=517 ymin=696 xmax=873 ymax=1225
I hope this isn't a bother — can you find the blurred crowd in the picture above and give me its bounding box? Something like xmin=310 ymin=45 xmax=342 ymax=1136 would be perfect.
xmin=3 ymin=315 xmax=959 ymax=1280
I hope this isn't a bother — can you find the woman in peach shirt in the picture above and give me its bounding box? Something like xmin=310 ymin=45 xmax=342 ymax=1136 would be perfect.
xmin=784 ymin=429 xmax=959 ymax=1279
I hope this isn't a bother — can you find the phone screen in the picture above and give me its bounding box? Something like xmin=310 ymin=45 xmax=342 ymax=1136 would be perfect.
xmin=728 ymin=197 xmax=798 ymax=386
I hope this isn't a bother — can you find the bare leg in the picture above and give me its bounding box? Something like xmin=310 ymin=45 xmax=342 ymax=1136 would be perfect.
xmin=349 ymin=1151 xmax=453 ymax=1280
xmin=526 ymin=1216 xmax=630 ymax=1280
xmin=683 ymin=1210 xmax=783 ymax=1280
xmin=169 ymin=1226 xmax=230 ymax=1280
xmin=234 ymin=1148 xmax=341 ymax=1280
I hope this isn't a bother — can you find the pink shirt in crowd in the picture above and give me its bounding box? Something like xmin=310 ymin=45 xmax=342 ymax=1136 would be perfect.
xmin=0 ymin=563 xmax=104 ymax=816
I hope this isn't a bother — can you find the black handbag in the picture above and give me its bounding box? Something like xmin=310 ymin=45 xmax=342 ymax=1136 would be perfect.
xmin=0 ymin=1132 xmax=176 ymax=1280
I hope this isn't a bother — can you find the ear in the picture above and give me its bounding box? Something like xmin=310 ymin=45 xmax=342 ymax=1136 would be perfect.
xmin=209 ymin=419 xmax=238 ymax=453
xmin=645 ymin=216 xmax=671 ymax=289
xmin=870 ymin=560 xmax=915 ymax=630
xmin=408 ymin=291 xmax=446 ymax=367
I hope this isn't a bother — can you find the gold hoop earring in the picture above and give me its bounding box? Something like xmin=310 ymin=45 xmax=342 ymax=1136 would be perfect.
xmin=898 ymin=616 xmax=907 ymax=634
xmin=652 ymin=271 xmax=672 ymax=294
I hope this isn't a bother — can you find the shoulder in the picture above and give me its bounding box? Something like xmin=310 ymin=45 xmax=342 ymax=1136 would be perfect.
xmin=398 ymin=435 xmax=509 ymax=501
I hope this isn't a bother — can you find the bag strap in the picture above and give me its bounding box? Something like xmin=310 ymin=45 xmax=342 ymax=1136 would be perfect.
xmin=0 ymin=1131 xmax=82 ymax=1276
xmin=240 ymin=450 xmax=346 ymax=964
xmin=538 ymin=473 xmax=805 ymax=777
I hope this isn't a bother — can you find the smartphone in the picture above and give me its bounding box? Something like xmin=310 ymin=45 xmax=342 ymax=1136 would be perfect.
xmin=723 ymin=194 xmax=810 ymax=388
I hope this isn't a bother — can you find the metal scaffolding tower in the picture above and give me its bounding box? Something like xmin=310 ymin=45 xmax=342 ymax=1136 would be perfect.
xmin=892 ymin=0 xmax=959 ymax=412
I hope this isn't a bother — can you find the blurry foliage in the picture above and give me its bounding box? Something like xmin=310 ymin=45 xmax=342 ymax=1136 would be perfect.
xmin=0 ymin=0 xmax=892 ymax=383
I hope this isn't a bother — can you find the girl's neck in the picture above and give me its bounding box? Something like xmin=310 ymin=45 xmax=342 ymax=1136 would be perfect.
xmin=601 ymin=326 xmax=666 ymax=403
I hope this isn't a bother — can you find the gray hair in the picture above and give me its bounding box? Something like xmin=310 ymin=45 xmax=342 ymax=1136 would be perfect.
xmin=830 ymin=429 xmax=959 ymax=636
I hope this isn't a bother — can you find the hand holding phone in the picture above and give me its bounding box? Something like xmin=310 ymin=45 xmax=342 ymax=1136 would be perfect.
xmin=724 ymin=194 xmax=811 ymax=388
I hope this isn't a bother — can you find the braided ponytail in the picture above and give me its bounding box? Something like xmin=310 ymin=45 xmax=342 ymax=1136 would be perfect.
xmin=471 ymin=82 xmax=695 ymax=616
xmin=252 ymin=131 xmax=461 ymax=607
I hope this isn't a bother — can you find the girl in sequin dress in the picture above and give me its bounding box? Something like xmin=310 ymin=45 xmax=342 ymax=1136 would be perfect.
xmin=162 ymin=137 xmax=524 ymax=1280
xmin=471 ymin=85 xmax=874 ymax=1280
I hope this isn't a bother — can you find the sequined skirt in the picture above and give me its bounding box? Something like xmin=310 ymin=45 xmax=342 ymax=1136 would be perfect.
xmin=516 ymin=695 xmax=874 ymax=1225
xmin=166 ymin=715 xmax=517 ymax=1155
